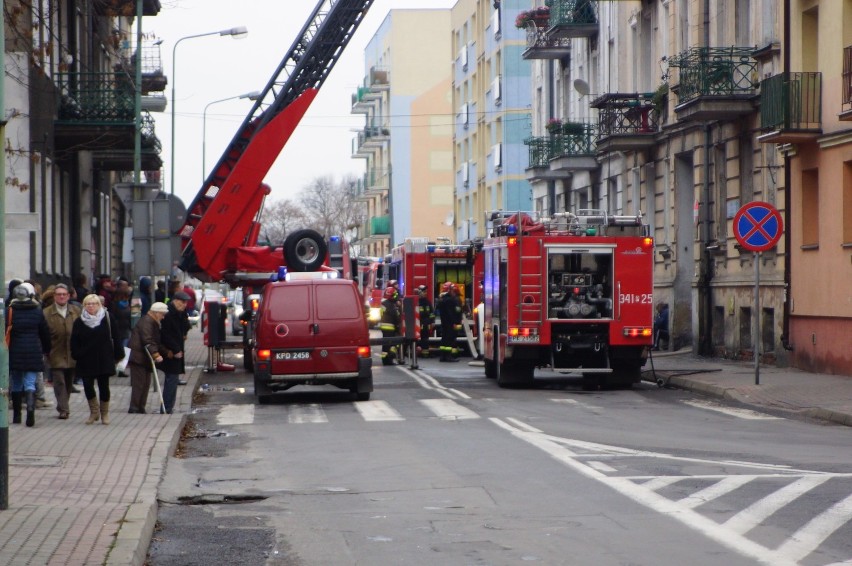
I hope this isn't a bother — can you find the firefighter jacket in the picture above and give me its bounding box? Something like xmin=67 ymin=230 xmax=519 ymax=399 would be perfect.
xmin=379 ymin=298 xmax=401 ymax=333
xmin=418 ymin=296 xmax=436 ymax=326
xmin=436 ymin=292 xmax=462 ymax=329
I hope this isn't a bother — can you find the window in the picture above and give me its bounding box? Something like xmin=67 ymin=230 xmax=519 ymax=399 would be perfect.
xmin=844 ymin=161 xmax=852 ymax=244
xmin=801 ymin=168 xmax=819 ymax=247
xmin=316 ymin=286 xmax=360 ymax=320
xmin=269 ymin=286 xmax=310 ymax=321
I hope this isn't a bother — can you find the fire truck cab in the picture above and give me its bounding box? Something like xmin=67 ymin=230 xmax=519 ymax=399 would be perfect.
xmin=482 ymin=210 xmax=654 ymax=389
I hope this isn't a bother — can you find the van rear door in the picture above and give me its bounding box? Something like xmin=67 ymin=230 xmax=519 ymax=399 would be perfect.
xmin=265 ymin=282 xmax=316 ymax=375
xmin=312 ymin=282 xmax=363 ymax=374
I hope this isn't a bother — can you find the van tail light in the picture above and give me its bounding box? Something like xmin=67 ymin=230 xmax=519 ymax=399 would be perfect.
xmin=357 ymin=346 xmax=371 ymax=358
xmin=622 ymin=327 xmax=652 ymax=338
xmin=257 ymin=349 xmax=271 ymax=361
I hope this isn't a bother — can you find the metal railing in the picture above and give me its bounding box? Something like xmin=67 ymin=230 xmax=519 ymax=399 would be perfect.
xmin=843 ymin=46 xmax=852 ymax=113
xmin=525 ymin=26 xmax=572 ymax=52
xmin=593 ymin=94 xmax=658 ymax=136
xmin=524 ymin=123 xmax=595 ymax=167
xmin=56 ymin=72 xmax=135 ymax=123
xmin=546 ymin=0 xmax=598 ymax=26
xmin=760 ymin=72 xmax=822 ymax=132
xmin=667 ymin=46 xmax=758 ymax=104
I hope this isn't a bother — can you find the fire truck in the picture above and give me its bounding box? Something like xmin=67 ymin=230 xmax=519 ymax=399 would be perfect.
xmin=173 ymin=0 xmax=375 ymax=369
xmin=386 ymin=238 xmax=484 ymax=351
xmin=482 ymin=210 xmax=654 ymax=389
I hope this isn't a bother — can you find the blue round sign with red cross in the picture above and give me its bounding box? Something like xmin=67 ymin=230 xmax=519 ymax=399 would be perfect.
xmin=733 ymin=201 xmax=783 ymax=252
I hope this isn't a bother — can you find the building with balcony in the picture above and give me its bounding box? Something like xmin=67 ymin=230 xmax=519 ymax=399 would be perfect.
xmin=350 ymin=9 xmax=453 ymax=257
xmin=452 ymin=0 xmax=534 ymax=242
xmin=3 ymin=1 xmax=164 ymax=288
xmin=772 ymin=0 xmax=852 ymax=376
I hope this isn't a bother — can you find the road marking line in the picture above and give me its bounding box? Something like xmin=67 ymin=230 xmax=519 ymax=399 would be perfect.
xmin=505 ymin=417 xmax=542 ymax=433
xmin=217 ymin=404 xmax=255 ymax=425
xmin=420 ymin=399 xmax=480 ymax=420
xmin=641 ymin=477 xmax=684 ymax=491
xmin=677 ymin=476 xmax=754 ymax=509
xmin=288 ymin=404 xmax=328 ymax=424
xmin=489 ymin=417 xmax=797 ymax=566
xmin=776 ymin=491 xmax=852 ymax=562
xmin=683 ymin=400 xmax=782 ymax=420
xmin=724 ymin=476 xmax=831 ymax=535
xmin=402 ymin=367 xmax=463 ymax=399
xmin=355 ymin=400 xmax=404 ymax=421
xmin=587 ymin=460 xmax=617 ymax=473
xmin=551 ymin=398 xmax=603 ymax=410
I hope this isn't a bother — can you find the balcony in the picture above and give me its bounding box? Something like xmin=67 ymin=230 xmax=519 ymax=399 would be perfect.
xmin=367 ymin=215 xmax=391 ymax=238
xmin=546 ymin=0 xmax=598 ymax=39
xmin=351 ymin=125 xmax=389 ymax=157
xmin=369 ymin=67 xmax=390 ymax=90
xmin=667 ymin=46 xmax=757 ymax=121
xmin=115 ymin=43 xmax=168 ymax=94
xmin=591 ymin=93 xmax=658 ymax=153
xmin=351 ymin=86 xmax=373 ymax=113
xmin=91 ymin=113 xmax=163 ymax=171
xmin=94 ymin=0 xmax=162 ymax=17
xmin=524 ymin=137 xmax=563 ymax=181
xmin=525 ymin=122 xmax=597 ymax=179
xmin=522 ymin=26 xmax=571 ymax=60
xmin=362 ymin=168 xmax=390 ymax=197
xmin=840 ymin=46 xmax=852 ymax=120
xmin=758 ymin=72 xmax=822 ymax=144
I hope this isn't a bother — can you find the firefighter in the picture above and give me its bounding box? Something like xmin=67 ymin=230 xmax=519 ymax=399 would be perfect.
xmin=378 ymin=286 xmax=401 ymax=365
xmin=436 ymin=282 xmax=462 ymax=362
xmin=416 ymin=284 xmax=435 ymax=357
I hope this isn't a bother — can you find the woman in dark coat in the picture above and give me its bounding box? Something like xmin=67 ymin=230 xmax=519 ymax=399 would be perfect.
xmin=158 ymin=292 xmax=192 ymax=414
xmin=70 ymin=294 xmax=124 ymax=425
xmin=7 ymin=282 xmax=51 ymax=427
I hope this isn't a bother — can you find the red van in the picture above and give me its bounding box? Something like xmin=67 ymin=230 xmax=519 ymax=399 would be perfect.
xmin=252 ymin=275 xmax=373 ymax=402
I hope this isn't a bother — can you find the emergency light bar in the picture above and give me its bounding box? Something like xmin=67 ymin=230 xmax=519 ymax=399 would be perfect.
xmin=285 ymin=271 xmax=339 ymax=281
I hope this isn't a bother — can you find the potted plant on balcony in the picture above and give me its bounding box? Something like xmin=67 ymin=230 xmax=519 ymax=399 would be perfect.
xmin=515 ymin=6 xmax=550 ymax=29
xmin=546 ymin=118 xmax=564 ymax=134
xmin=651 ymin=82 xmax=668 ymax=121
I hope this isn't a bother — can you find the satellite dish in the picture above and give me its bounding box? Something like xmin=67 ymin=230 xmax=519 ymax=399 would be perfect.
xmin=573 ymin=79 xmax=590 ymax=96
xmin=443 ymin=211 xmax=455 ymax=226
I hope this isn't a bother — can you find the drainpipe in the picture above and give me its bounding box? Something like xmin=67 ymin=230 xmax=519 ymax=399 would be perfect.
xmin=1 ymin=3 xmax=9 ymax=509
xmin=700 ymin=122 xmax=714 ymax=356
xmin=547 ymin=60 xmax=555 ymax=214
xmin=781 ymin=0 xmax=793 ymax=352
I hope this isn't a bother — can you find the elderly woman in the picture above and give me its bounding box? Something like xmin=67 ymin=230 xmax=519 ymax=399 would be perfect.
xmin=70 ymin=294 xmax=124 ymax=425
xmin=7 ymin=282 xmax=51 ymax=427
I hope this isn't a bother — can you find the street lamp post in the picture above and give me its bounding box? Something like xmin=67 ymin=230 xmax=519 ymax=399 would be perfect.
xmin=170 ymin=26 xmax=248 ymax=195
xmin=202 ymin=91 xmax=260 ymax=180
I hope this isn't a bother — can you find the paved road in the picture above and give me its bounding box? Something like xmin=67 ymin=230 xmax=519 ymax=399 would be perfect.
xmin=149 ymin=357 xmax=852 ymax=566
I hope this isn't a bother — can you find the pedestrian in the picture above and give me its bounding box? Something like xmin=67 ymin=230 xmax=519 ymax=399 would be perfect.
xmin=23 ymin=280 xmax=53 ymax=408
xmin=653 ymin=302 xmax=670 ymax=351
xmin=378 ymin=286 xmax=401 ymax=365
xmin=436 ymin=281 xmax=462 ymax=362
xmin=6 ymin=278 xmax=22 ymax=304
xmin=95 ymin=274 xmax=114 ymax=310
xmin=73 ymin=273 xmax=91 ymax=305
xmin=70 ymin=294 xmax=124 ymax=425
xmin=182 ymin=283 xmax=197 ymax=316
xmin=127 ymin=302 xmax=167 ymax=414
xmin=154 ymin=280 xmax=166 ymax=303
xmin=7 ymin=282 xmax=51 ymax=427
xmin=159 ymin=291 xmax=192 ymax=414
xmin=44 ymin=283 xmax=82 ymax=419
xmin=416 ymin=284 xmax=435 ymax=357
xmin=138 ymin=276 xmax=153 ymax=315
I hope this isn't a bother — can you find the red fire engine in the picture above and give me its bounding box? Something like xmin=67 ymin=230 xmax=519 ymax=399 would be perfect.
xmin=385 ymin=238 xmax=484 ymax=348
xmin=482 ymin=210 xmax=654 ymax=389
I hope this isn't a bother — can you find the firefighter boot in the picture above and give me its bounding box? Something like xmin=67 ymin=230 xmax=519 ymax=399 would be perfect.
xmin=85 ymin=398 xmax=100 ymax=425
xmin=11 ymin=392 xmax=22 ymax=424
xmin=25 ymin=391 xmax=36 ymax=427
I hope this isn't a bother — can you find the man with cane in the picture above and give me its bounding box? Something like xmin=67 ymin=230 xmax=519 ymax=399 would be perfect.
xmin=127 ymin=302 xmax=168 ymax=414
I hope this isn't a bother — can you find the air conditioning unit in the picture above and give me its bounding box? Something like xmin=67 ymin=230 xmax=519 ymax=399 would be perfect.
xmin=492 ymin=9 xmax=501 ymax=37
xmin=459 ymin=45 xmax=468 ymax=70
xmin=492 ymin=143 xmax=502 ymax=171
xmin=492 ymin=76 xmax=502 ymax=104
xmin=461 ymin=103 xmax=469 ymax=127
xmin=462 ymin=161 xmax=470 ymax=187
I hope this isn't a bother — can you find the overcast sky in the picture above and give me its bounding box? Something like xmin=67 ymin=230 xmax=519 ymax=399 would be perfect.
xmin=148 ymin=0 xmax=457 ymax=209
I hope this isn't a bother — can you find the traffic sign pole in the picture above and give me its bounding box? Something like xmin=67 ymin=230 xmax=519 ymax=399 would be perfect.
xmin=754 ymin=252 xmax=760 ymax=385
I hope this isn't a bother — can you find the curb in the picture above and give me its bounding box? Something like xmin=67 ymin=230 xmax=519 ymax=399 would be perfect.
xmin=105 ymin=367 xmax=200 ymax=566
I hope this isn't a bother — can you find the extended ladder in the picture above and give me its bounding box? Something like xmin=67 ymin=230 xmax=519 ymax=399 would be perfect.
xmin=178 ymin=0 xmax=375 ymax=281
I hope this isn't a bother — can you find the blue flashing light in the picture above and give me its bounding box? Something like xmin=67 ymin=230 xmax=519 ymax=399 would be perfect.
xmin=277 ymin=266 xmax=288 ymax=281
xmin=330 ymin=236 xmax=340 ymax=242
xmin=507 ymin=224 xmax=518 ymax=236
xmin=427 ymin=245 xmax=436 ymax=252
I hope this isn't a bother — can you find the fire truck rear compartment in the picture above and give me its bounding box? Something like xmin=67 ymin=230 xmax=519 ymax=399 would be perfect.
xmin=550 ymin=323 xmax=609 ymax=371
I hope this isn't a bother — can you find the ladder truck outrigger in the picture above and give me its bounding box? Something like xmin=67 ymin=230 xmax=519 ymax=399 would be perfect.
xmin=482 ymin=210 xmax=655 ymax=390
xmin=174 ymin=0 xmax=375 ymax=368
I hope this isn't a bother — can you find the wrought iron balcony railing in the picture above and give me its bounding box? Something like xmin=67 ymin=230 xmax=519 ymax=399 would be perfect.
xmin=56 ymin=72 xmax=135 ymax=123
xmin=592 ymin=93 xmax=658 ymax=137
xmin=546 ymin=0 xmax=598 ymax=27
xmin=523 ymin=26 xmax=571 ymax=59
xmin=760 ymin=72 xmax=822 ymax=132
xmin=843 ymin=46 xmax=852 ymax=114
xmin=667 ymin=46 xmax=758 ymax=104
xmin=525 ymin=123 xmax=596 ymax=167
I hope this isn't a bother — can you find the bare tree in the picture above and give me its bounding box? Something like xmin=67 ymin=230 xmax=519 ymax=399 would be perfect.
xmin=258 ymin=199 xmax=308 ymax=245
xmin=298 ymin=174 xmax=365 ymax=238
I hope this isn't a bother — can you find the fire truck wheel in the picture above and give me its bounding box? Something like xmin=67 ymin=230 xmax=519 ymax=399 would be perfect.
xmin=496 ymin=360 xmax=534 ymax=388
xmin=484 ymin=357 xmax=497 ymax=379
xmin=282 ymin=229 xmax=327 ymax=272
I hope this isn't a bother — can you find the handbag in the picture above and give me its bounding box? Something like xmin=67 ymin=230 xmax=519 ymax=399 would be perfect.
xmin=4 ymin=307 xmax=12 ymax=347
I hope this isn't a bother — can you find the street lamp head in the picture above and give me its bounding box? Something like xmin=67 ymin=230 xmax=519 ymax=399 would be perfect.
xmin=222 ymin=26 xmax=248 ymax=38
xmin=240 ymin=90 xmax=261 ymax=101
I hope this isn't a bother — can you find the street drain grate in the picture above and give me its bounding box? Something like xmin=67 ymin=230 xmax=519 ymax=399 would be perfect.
xmin=178 ymin=494 xmax=267 ymax=505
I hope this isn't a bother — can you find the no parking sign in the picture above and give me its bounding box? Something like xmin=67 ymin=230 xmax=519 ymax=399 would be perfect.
xmin=733 ymin=201 xmax=783 ymax=252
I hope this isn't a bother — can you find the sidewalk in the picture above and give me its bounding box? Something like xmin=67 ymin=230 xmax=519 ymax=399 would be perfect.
xmin=0 ymin=329 xmax=209 ymax=566
xmin=643 ymin=348 xmax=852 ymax=427
xmin=2 ymin=338 xmax=851 ymax=566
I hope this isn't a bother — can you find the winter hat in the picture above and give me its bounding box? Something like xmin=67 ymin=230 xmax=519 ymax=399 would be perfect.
xmin=149 ymin=302 xmax=169 ymax=313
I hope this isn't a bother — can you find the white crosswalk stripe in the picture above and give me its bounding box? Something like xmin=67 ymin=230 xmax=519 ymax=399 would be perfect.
xmin=355 ymin=400 xmax=404 ymax=421
xmin=724 ymin=475 xmax=831 ymax=534
xmin=287 ymin=404 xmax=328 ymax=424
xmin=419 ymin=398 xmax=480 ymax=420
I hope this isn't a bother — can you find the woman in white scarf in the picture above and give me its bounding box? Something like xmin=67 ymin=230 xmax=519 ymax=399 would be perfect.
xmin=70 ymin=294 xmax=125 ymax=424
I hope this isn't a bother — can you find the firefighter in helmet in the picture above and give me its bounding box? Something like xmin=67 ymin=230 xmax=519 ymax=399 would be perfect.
xmin=416 ymin=284 xmax=435 ymax=357
xmin=378 ymin=286 xmax=401 ymax=365
xmin=436 ymin=281 xmax=462 ymax=362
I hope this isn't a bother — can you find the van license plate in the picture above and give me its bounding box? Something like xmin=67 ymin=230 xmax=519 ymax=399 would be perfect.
xmin=275 ymin=350 xmax=311 ymax=361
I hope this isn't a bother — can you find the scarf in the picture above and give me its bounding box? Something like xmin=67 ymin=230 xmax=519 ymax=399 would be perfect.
xmin=81 ymin=306 xmax=106 ymax=329
xmin=56 ymin=304 xmax=68 ymax=318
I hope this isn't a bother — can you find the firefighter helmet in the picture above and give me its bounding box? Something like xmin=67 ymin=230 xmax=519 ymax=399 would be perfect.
xmin=442 ymin=281 xmax=455 ymax=293
xmin=417 ymin=284 xmax=428 ymax=294
xmin=383 ymin=287 xmax=398 ymax=299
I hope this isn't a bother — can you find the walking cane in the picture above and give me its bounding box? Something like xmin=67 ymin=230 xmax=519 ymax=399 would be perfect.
xmin=145 ymin=348 xmax=167 ymax=415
